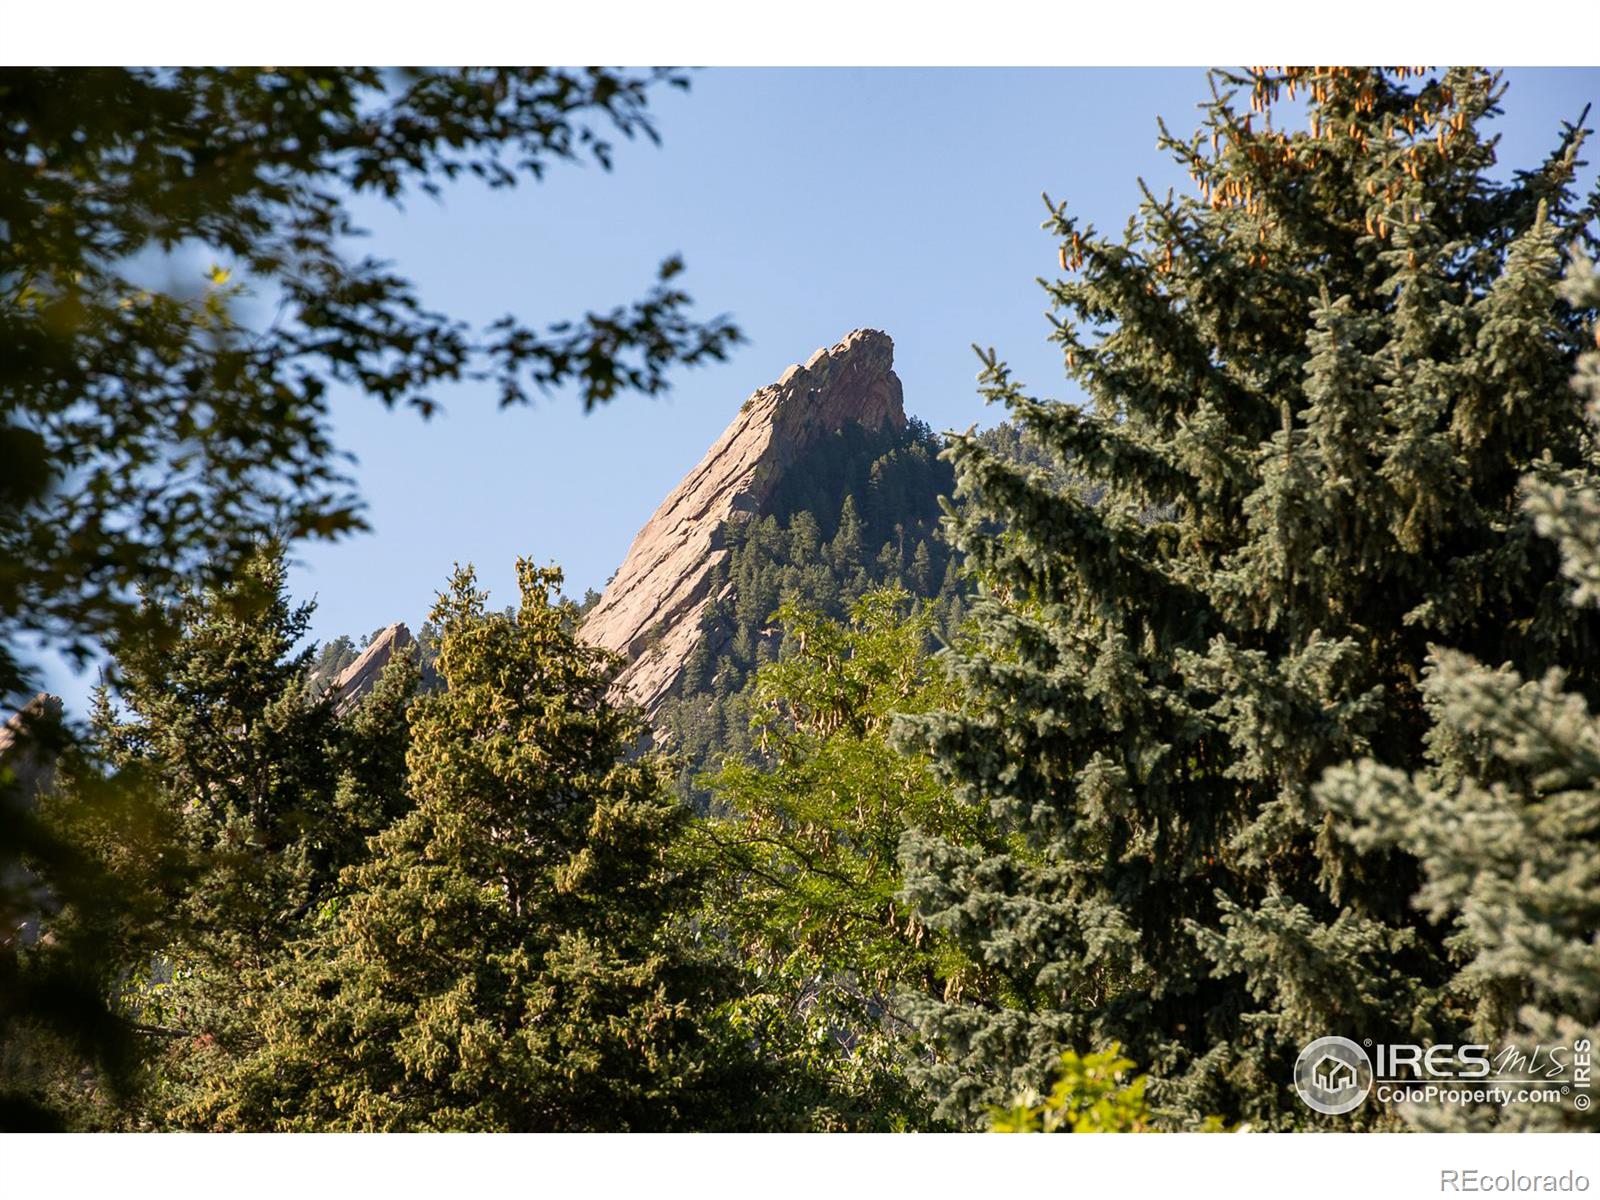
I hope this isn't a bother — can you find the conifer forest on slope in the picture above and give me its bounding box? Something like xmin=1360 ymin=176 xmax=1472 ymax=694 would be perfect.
xmin=2 ymin=67 xmax=1598 ymax=1132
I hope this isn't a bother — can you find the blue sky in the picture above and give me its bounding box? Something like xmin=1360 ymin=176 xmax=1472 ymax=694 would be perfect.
xmin=37 ymin=67 xmax=1600 ymax=711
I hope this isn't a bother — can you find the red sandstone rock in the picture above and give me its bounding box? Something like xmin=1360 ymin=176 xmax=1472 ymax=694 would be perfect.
xmin=580 ymin=329 xmax=905 ymax=724
xmin=327 ymin=622 xmax=413 ymax=717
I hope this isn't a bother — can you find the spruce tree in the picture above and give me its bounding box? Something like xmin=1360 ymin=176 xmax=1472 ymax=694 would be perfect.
xmin=1316 ymin=256 xmax=1600 ymax=1131
xmin=198 ymin=561 xmax=775 ymax=1131
xmin=898 ymin=68 xmax=1599 ymax=1129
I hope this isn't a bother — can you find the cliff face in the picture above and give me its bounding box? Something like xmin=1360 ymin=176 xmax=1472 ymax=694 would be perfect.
xmin=0 ymin=692 xmax=63 ymax=800
xmin=327 ymin=622 xmax=412 ymax=717
xmin=581 ymin=329 xmax=906 ymax=723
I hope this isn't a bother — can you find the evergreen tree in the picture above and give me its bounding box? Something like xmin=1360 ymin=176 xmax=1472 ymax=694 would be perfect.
xmin=198 ymin=561 xmax=777 ymax=1131
xmin=789 ymin=511 xmax=823 ymax=564
xmin=5 ymin=549 xmax=418 ymax=1130
xmin=88 ymin=545 xmax=383 ymax=1121
xmin=2 ymin=65 xmax=735 ymax=1132
xmin=102 ymin=545 xmax=340 ymax=911
xmin=654 ymin=418 xmax=1068 ymax=812
xmin=911 ymin=540 xmax=934 ymax=594
xmin=1316 ymin=255 xmax=1600 ymax=1131
xmin=307 ymin=635 xmax=359 ymax=694
xmin=898 ymin=68 xmax=1599 ymax=1129
xmin=320 ymin=645 xmax=422 ymax=881
xmin=829 ymin=495 xmax=866 ymax=573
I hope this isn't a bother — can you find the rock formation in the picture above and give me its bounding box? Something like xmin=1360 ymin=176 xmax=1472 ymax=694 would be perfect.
xmin=327 ymin=622 xmax=413 ymax=717
xmin=0 ymin=692 xmax=63 ymax=799
xmin=581 ymin=329 xmax=906 ymax=724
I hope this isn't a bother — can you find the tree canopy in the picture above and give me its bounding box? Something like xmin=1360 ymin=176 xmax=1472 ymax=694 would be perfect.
xmin=898 ymin=66 xmax=1599 ymax=1129
xmin=194 ymin=562 xmax=781 ymax=1131
xmin=1 ymin=65 xmax=736 ymax=1130
xmin=0 ymin=67 xmax=738 ymax=698
xmin=7 ymin=65 xmax=1598 ymax=1138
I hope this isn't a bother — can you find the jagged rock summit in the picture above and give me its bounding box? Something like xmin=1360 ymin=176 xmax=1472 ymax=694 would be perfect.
xmin=581 ymin=329 xmax=906 ymax=723
xmin=328 ymin=622 xmax=412 ymax=717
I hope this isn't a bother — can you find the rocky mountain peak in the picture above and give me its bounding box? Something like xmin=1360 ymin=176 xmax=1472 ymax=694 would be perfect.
xmin=327 ymin=622 xmax=413 ymax=717
xmin=581 ymin=329 xmax=906 ymax=723
xmin=0 ymin=692 xmax=64 ymax=799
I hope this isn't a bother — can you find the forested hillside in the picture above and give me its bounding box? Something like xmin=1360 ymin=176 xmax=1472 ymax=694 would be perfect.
xmin=5 ymin=67 xmax=1597 ymax=1136
xmin=658 ymin=416 xmax=953 ymax=796
xmin=301 ymin=415 xmax=1063 ymax=805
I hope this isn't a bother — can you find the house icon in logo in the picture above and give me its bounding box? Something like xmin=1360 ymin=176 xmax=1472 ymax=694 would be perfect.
xmin=1295 ymin=1036 xmax=1373 ymax=1115
xmin=1312 ymin=1053 xmax=1357 ymax=1094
